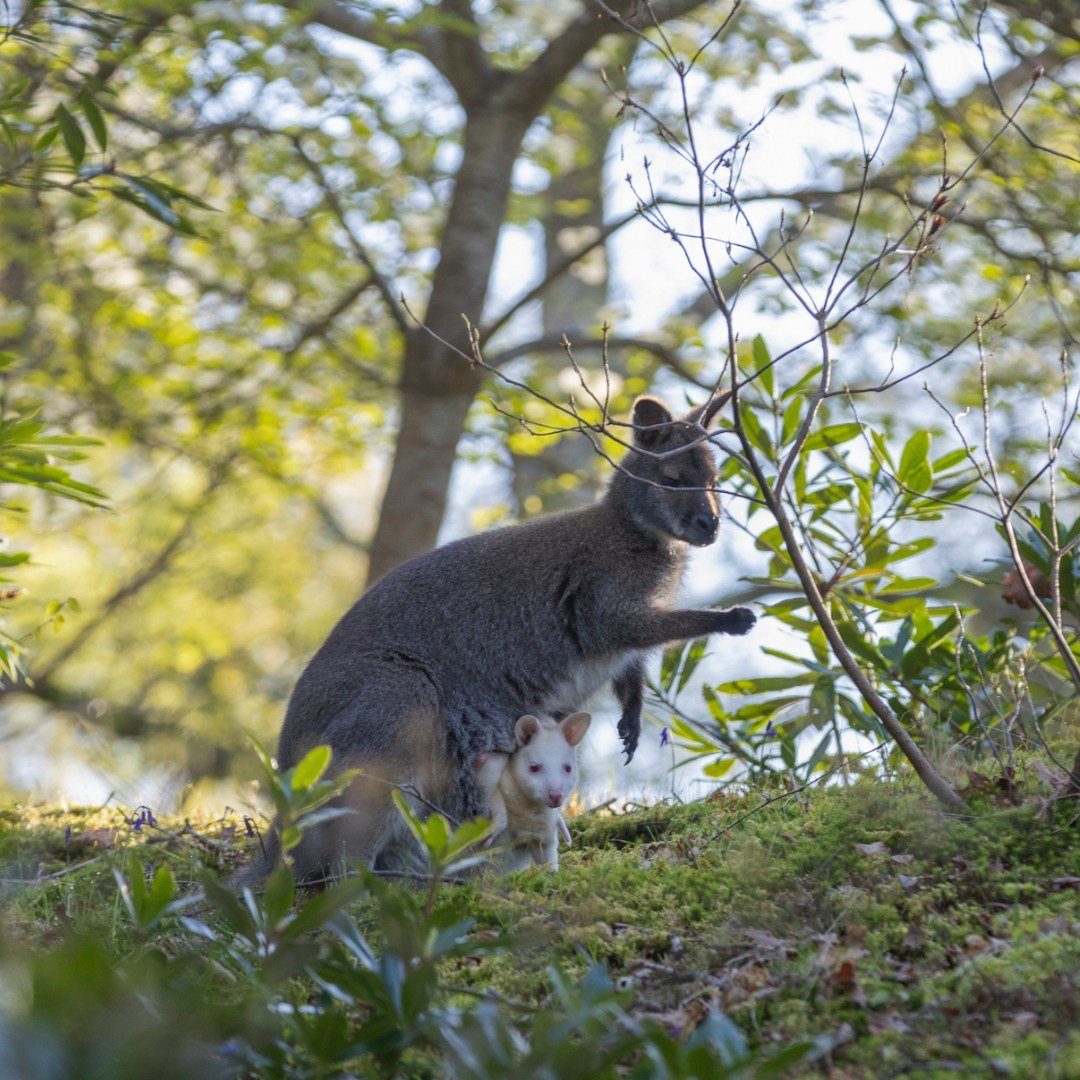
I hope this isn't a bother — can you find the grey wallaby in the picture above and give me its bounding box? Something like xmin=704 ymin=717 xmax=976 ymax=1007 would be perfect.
xmin=254 ymin=392 xmax=754 ymax=882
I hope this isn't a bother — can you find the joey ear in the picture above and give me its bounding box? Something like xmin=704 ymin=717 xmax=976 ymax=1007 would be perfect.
xmin=685 ymin=390 xmax=732 ymax=430
xmin=632 ymin=396 xmax=673 ymax=450
xmin=515 ymin=715 xmax=541 ymax=748
xmin=560 ymin=711 xmax=591 ymax=747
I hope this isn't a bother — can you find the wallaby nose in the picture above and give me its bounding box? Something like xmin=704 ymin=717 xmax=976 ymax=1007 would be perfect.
xmin=693 ymin=512 xmax=719 ymax=538
xmin=547 ymin=791 xmax=563 ymax=808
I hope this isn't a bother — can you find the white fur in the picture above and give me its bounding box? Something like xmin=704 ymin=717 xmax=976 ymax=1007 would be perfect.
xmin=475 ymin=712 xmax=590 ymax=871
xmin=540 ymin=654 xmax=639 ymax=718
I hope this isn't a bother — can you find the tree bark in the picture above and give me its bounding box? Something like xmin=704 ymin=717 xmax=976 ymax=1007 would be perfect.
xmin=365 ymin=105 xmax=529 ymax=583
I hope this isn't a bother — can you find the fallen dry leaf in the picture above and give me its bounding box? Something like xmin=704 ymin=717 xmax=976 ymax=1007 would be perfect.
xmin=868 ymin=1008 xmax=912 ymax=1035
xmin=73 ymin=827 xmax=120 ymax=849
xmin=900 ymin=925 xmax=925 ymax=953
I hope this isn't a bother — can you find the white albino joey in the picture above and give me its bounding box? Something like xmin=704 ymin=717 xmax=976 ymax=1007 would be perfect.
xmin=475 ymin=711 xmax=590 ymax=871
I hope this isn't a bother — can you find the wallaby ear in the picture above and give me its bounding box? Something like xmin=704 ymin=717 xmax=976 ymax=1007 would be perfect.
xmin=685 ymin=390 xmax=732 ymax=430
xmin=632 ymin=396 xmax=673 ymax=450
xmin=560 ymin=711 xmax=591 ymax=747
xmin=515 ymin=715 xmax=541 ymax=748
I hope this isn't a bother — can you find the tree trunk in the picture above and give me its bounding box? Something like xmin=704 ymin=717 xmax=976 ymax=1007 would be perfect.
xmin=365 ymin=104 xmax=530 ymax=585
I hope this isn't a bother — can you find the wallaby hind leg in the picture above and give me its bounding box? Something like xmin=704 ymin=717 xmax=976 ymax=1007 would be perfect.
xmin=288 ymin=772 xmax=401 ymax=884
xmin=284 ymin=658 xmax=452 ymax=883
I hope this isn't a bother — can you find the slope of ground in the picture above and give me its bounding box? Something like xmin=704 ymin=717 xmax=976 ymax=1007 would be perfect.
xmin=1 ymin=766 xmax=1078 ymax=1078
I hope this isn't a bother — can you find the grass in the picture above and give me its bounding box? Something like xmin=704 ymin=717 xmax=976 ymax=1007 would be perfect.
xmin=2 ymin=763 xmax=1078 ymax=1078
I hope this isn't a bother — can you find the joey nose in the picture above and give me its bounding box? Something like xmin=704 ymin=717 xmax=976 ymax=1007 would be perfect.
xmin=547 ymin=791 xmax=563 ymax=808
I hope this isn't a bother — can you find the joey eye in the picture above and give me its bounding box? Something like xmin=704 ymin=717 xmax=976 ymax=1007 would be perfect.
xmin=563 ymin=764 xmax=572 ymax=774
xmin=528 ymin=763 xmax=541 ymax=773
xmin=660 ymin=474 xmax=681 ymax=488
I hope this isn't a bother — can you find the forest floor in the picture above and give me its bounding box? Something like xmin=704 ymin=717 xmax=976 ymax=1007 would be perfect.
xmin=2 ymin=760 xmax=1078 ymax=1078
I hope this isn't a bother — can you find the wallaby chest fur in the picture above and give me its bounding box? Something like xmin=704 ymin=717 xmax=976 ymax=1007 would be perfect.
xmin=272 ymin=393 xmax=754 ymax=880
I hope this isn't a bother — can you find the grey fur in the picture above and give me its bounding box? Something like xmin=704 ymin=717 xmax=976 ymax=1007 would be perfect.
xmin=264 ymin=393 xmax=755 ymax=881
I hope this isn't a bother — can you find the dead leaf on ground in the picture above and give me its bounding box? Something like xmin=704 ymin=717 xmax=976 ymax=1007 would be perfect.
xmin=868 ymin=1008 xmax=912 ymax=1035
xmin=855 ymin=841 xmax=887 ymax=856
xmin=959 ymin=770 xmax=993 ymax=800
xmin=900 ymin=924 xmax=926 ymax=953
xmin=656 ymin=996 xmax=713 ymax=1038
xmin=743 ymin=928 xmax=794 ymax=956
xmin=1009 ymin=1011 xmax=1041 ymax=1034
xmin=73 ymin=827 xmax=120 ymax=849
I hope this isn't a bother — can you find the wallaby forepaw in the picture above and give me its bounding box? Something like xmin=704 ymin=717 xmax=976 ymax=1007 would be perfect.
xmin=720 ymin=607 xmax=756 ymax=635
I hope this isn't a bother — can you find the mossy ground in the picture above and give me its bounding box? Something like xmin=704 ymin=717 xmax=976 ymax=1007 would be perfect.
xmin=2 ymin=768 xmax=1078 ymax=1079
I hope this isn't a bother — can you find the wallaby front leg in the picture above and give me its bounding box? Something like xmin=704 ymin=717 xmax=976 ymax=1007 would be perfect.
xmin=483 ymin=787 xmax=508 ymax=848
xmin=606 ymin=607 xmax=756 ymax=652
xmin=532 ymin=837 xmax=559 ymax=871
xmin=613 ymin=658 xmax=645 ymax=763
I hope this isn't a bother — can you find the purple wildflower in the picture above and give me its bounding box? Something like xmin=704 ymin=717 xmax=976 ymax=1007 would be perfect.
xmin=244 ymin=816 xmax=256 ymax=838
xmin=764 ymin=721 xmax=777 ymax=738
xmin=660 ymin=726 xmax=671 ymax=748
xmin=130 ymin=805 xmax=157 ymax=832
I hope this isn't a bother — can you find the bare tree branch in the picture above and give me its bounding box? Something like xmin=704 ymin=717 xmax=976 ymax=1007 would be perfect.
xmin=486 ymin=331 xmax=713 ymax=389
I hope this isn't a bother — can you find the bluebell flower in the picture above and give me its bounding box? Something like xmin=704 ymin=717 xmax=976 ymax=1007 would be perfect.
xmin=218 ymin=1040 xmax=243 ymax=1060
xmin=660 ymin=726 xmax=670 ymax=748
xmin=244 ymin=817 xmax=256 ymax=838
xmin=764 ymin=721 xmax=777 ymax=737
xmin=130 ymin=805 xmax=156 ymax=832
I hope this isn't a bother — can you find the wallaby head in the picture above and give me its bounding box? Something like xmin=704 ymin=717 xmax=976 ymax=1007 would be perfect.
xmin=508 ymin=711 xmax=591 ymax=809
xmin=607 ymin=391 xmax=731 ymax=547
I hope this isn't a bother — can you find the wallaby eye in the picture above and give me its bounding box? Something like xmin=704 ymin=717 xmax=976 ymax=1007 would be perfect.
xmin=660 ymin=474 xmax=681 ymax=488
xmin=563 ymin=764 xmax=572 ymax=774
xmin=528 ymin=763 xmax=541 ymax=773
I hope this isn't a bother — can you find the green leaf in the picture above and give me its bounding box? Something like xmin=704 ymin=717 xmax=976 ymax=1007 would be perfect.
xmin=78 ymin=90 xmax=107 ymax=151
xmin=808 ymin=679 xmax=836 ymax=729
xmin=802 ymin=423 xmax=862 ymax=452
xmin=142 ymin=863 xmax=176 ymax=927
xmin=676 ymin=636 xmax=709 ymax=694
xmin=781 ymin=396 xmax=803 ymax=445
xmin=933 ymin=447 xmax=969 ymax=472
xmin=444 ymin=817 xmax=495 ymax=859
xmin=292 ymin=744 xmax=332 ymax=791
xmin=34 ymin=125 xmax=59 ymax=152
xmin=55 ymin=105 xmax=85 ymax=167
xmin=752 ymin=335 xmax=773 ymax=395
xmin=263 ymin=865 xmax=296 ymax=925
xmin=716 ymin=674 xmax=816 ymax=694
xmin=703 ymin=757 xmax=736 ymax=778
xmin=898 ymin=429 xmax=931 ymax=492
